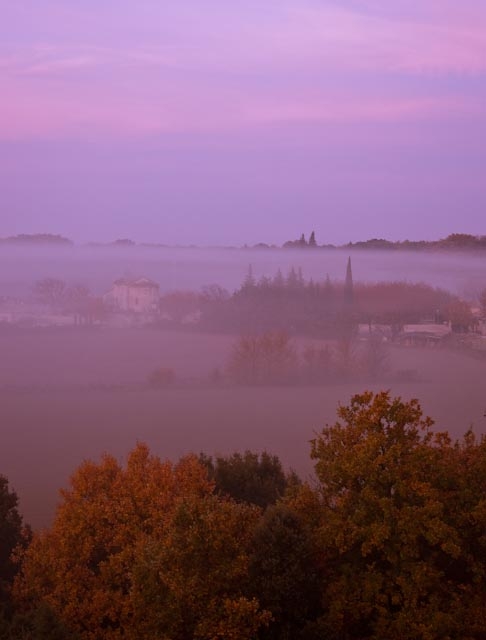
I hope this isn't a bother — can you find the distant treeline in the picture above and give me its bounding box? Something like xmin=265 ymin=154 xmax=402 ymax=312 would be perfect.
xmin=4 ymin=232 xmax=486 ymax=252
xmin=0 ymin=234 xmax=72 ymax=246
xmin=279 ymin=231 xmax=486 ymax=252
xmin=164 ymin=267 xmax=472 ymax=337
xmin=3 ymin=391 xmax=486 ymax=639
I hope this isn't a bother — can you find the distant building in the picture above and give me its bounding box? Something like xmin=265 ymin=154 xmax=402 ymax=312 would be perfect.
xmin=104 ymin=277 xmax=160 ymax=313
xmin=396 ymin=323 xmax=451 ymax=347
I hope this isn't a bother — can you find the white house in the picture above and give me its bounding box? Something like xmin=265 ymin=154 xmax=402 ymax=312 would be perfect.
xmin=104 ymin=277 xmax=160 ymax=313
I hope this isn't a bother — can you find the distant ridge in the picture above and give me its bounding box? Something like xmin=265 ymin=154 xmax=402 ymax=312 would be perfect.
xmin=0 ymin=233 xmax=73 ymax=246
xmin=280 ymin=232 xmax=486 ymax=252
xmin=2 ymin=232 xmax=486 ymax=252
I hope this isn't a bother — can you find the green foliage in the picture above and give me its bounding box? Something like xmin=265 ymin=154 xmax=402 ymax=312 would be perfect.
xmin=131 ymin=494 xmax=270 ymax=640
xmin=306 ymin=391 xmax=486 ymax=639
xmin=201 ymin=265 xmax=459 ymax=337
xmin=0 ymin=603 xmax=76 ymax=640
xmin=11 ymin=393 xmax=486 ymax=639
xmin=0 ymin=476 xmax=28 ymax=604
xmin=249 ymin=504 xmax=321 ymax=639
xmin=201 ymin=451 xmax=299 ymax=508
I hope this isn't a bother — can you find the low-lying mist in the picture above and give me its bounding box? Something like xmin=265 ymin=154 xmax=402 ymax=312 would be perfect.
xmin=2 ymin=244 xmax=486 ymax=299
xmin=1 ymin=243 xmax=486 ymax=529
xmin=1 ymin=326 xmax=486 ymax=529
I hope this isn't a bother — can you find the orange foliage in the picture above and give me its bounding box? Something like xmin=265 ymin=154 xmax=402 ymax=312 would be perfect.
xmin=15 ymin=444 xmax=269 ymax=639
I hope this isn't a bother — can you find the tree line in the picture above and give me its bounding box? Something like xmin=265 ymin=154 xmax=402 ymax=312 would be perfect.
xmin=193 ymin=267 xmax=471 ymax=337
xmin=226 ymin=331 xmax=390 ymax=385
xmin=2 ymin=391 xmax=486 ymax=638
xmin=31 ymin=267 xmax=480 ymax=336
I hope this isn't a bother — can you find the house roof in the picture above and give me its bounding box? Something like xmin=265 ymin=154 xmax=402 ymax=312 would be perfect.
xmin=402 ymin=324 xmax=451 ymax=337
xmin=113 ymin=277 xmax=159 ymax=289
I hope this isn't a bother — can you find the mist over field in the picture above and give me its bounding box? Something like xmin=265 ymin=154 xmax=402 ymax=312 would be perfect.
xmin=2 ymin=244 xmax=486 ymax=298
xmin=3 ymin=1 xmax=486 ymax=636
xmin=1 ymin=245 xmax=486 ymax=529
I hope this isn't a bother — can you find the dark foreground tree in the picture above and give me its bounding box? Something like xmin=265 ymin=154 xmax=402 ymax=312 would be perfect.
xmin=201 ymin=451 xmax=299 ymax=509
xmin=0 ymin=602 xmax=77 ymax=640
xmin=0 ymin=476 xmax=28 ymax=604
xmin=0 ymin=475 xmax=33 ymax=638
xmin=249 ymin=504 xmax=321 ymax=639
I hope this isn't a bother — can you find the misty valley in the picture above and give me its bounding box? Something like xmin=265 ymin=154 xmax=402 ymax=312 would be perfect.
xmin=2 ymin=243 xmax=486 ymax=639
xmin=4 ymin=1 xmax=486 ymax=635
xmin=2 ymin=244 xmax=486 ymax=521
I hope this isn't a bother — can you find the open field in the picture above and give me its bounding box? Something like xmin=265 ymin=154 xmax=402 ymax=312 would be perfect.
xmin=1 ymin=327 xmax=486 ymax=529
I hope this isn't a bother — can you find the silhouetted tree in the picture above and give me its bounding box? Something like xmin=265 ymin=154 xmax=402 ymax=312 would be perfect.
xmin=201 ymin=451 xmax=299 ymax=508
xmin=308 ymin=231 xmax=317 ymax=248
xmin=446 ymin=300 xmax=474 ymax=333
xmin=361 ymin=334 xmax=389 ymax=381
xmin=272 ymin=269 xmax=285 ymax=288
xmin=242 ymin=264 xmax=256 ymax=290
xmin=344 ymin=256 xmax=354 ymax=306
xmin=479 ymin=288 xmax=486 ymax=319
xmin=249 ymin=504 xmax=321 ymax=639
xmin=0 ymin=475 xmax=28 ymax=605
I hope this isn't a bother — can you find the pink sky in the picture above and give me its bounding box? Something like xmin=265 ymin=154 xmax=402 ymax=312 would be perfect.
xmin=1 ymin=1 xmax=485 ymax=244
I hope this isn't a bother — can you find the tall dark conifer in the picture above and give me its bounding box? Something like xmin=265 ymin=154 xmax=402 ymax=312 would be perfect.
xmin=344 ymin=256 xmax=354 ymax=306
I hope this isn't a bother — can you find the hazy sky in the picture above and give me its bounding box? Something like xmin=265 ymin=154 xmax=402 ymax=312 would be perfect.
xmin=1 ymin=1 xmax=486 ymax=245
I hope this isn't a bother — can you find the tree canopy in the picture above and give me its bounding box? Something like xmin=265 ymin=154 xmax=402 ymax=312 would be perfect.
xmin=300 ymin=391 xmax=486 ymax=639
xmin=15 ymin=445 xmax=270 ymax=640
xmin=7 ymin=393 xmax=486 ymax=639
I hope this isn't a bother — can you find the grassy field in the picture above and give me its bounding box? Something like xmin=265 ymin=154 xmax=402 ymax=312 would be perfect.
xmin=1 ymin=327 xmax=485 ymax=528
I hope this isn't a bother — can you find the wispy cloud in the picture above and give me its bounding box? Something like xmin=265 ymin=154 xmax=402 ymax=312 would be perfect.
xmin=269 ymin=4 xmax=486 ymax=75
xmin=0 ymin=44 xmax=182 ymax=79
xmin=1 ymin=2 xmax=485 ymax=139
xmin=245 ymin=96 xmax=479 ymax=126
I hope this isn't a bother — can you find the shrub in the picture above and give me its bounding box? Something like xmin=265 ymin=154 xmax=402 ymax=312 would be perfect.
xmin=147 ymin=367 xmax=175 ymax=388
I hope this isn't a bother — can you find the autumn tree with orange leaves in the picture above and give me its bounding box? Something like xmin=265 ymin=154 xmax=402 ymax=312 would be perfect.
xmin=10 ymin=393 xmax=486 ymax=640
xmin=14 ymin=444 xmax=270 ymax=640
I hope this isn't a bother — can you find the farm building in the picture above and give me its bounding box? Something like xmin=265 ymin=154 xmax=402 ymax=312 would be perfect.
xmin=396 ymin=323 xmax=451 ymax=347
xmin=104 ymin=277 xmax=160 ymax=314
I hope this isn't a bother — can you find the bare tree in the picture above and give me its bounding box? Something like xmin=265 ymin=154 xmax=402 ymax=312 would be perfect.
xmin=228 ymin=331 xmax=298 ymax=385
xmin=361 ymin=334 xmax=390 ymax=381
xmin=33 ymin=278 xmax=66 ymax=306
xmin=479 ymin=288 xmax=486 ymax=319
xmin=160 ymin=291 xmax=201 ymax=324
